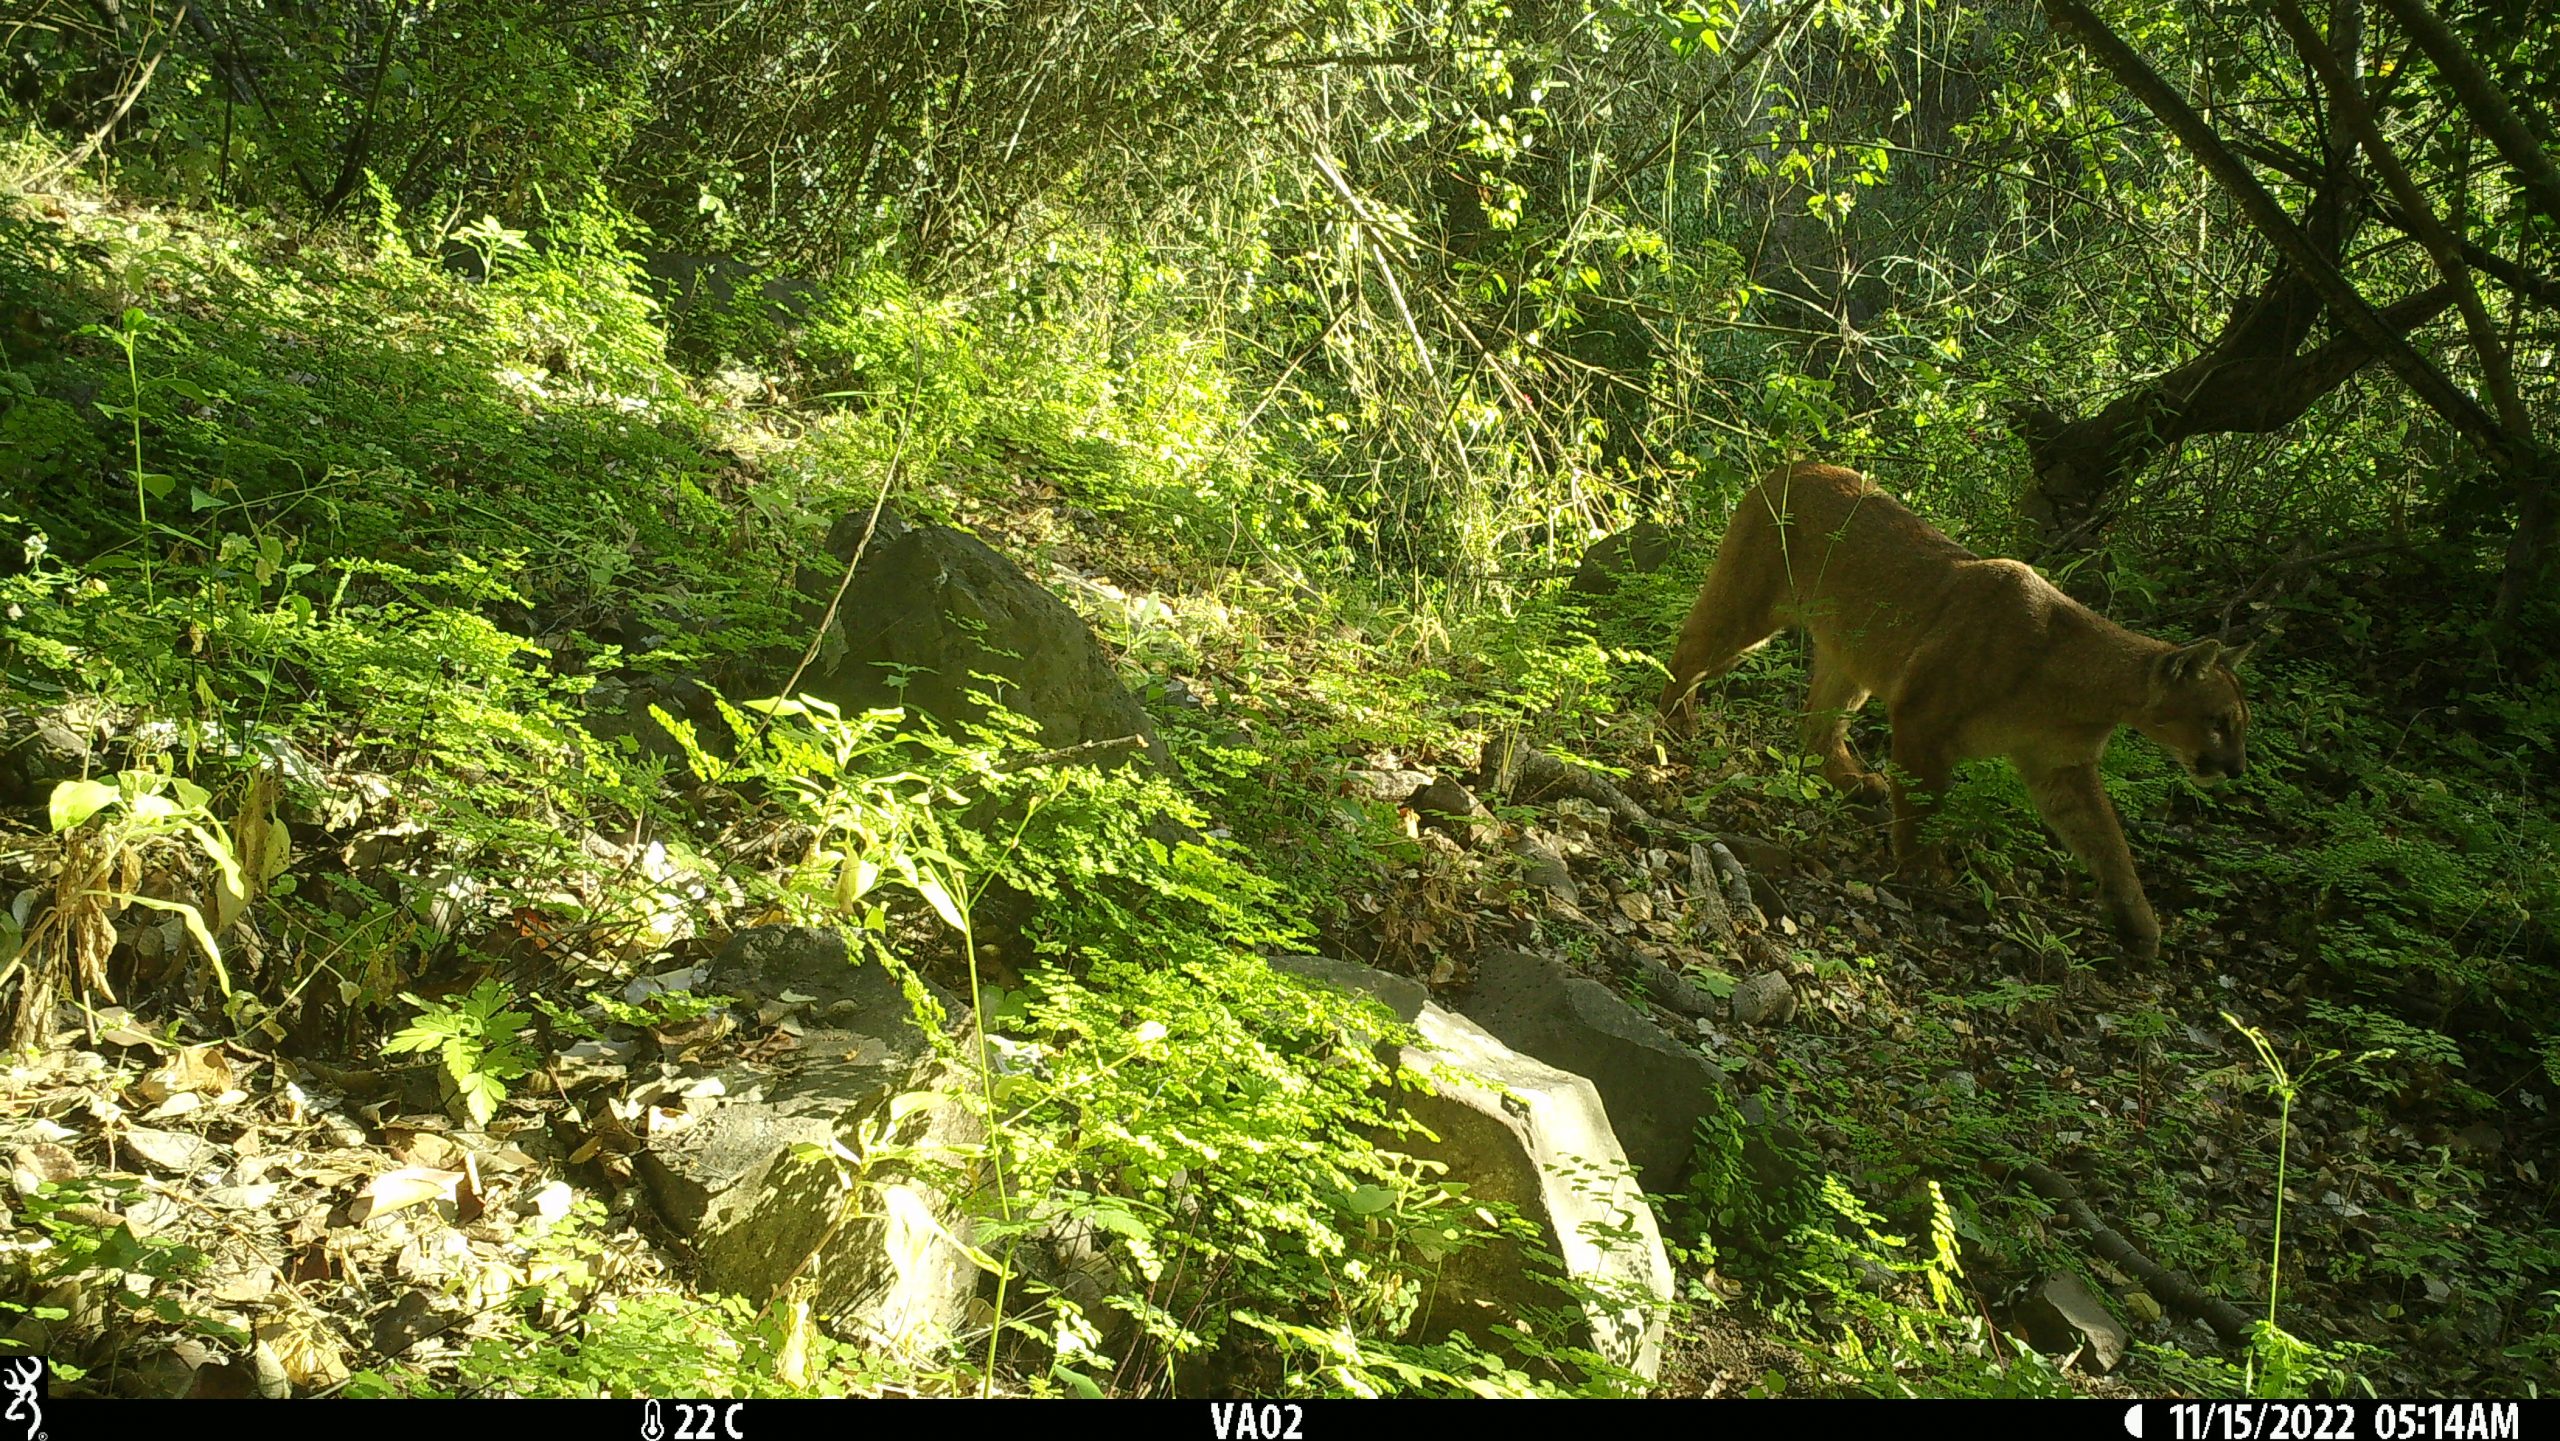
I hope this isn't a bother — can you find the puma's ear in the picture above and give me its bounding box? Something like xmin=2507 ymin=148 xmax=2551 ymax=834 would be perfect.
xmin=2221 ymin=639 xmax=2256 ymax=672
xmin=2156 ymin=638 xmax=2223 ymax=687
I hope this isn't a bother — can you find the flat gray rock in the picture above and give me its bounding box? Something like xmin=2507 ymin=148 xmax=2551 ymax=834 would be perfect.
xmin=1457 ymin=948 xmax=1729 ymax=1190
xmin=2020 ymin=1272 xmax=2129 ymax=1372
xmin=1274 ymin=955 xmax=1672 ymax=1382
xmin=1729 ymin=970 xmax=1797 ymax=1026
xmin=640 ymin=924 xmax=981 ymax=1358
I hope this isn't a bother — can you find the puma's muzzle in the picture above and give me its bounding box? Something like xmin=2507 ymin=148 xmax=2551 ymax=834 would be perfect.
xmin=2186 ymin=744 xmax=2247 ymax=782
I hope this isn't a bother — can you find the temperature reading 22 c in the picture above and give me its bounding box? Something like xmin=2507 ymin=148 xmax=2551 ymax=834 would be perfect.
xmin=640 ymin=1399 xmax=745 ymax=1441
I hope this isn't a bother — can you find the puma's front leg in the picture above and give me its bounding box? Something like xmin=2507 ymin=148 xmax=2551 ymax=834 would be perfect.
xmin=2020 ymin=759 xmax=2160 ymax=962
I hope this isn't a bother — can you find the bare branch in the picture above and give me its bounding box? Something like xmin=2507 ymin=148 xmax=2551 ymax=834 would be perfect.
xmin=2274 ymin=0 xmax=2529 ymax=438
xmin=2041 ymin=0 xmax=2511 ymax=461
xmin=23 ymin=1 xmax=188 ymax=187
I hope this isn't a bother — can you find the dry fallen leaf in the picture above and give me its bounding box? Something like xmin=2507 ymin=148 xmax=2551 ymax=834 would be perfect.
xmin=349 ymin=1166 xmax=466 ymax=1224
xmin=387 ymin=1128 xmax=466 ymax=1171
xmin=520 ymin=1179 xmax=576 ymax=1224
xmin=455 ymin=1150 xmax=485 ymax=1223
xmin=92 ymin=1008 xmax=168 ymax=1052
xmin=140 ymin=1092 xmax=205 ymax=1122
xmin=218 ymin=770 xmax=295 ymax=935
xmin=283 ymin=1240 xmax=338 ymax=1286
xmin=122 ymin=1126 xmax=225 ymax=1174
xmin=202 ymin=1182 xmax=282 ymax=1211
xmin=395 ymin=1228 xmax=474 ymax=1286
xmin=135 ymin=1044 xmax=237 ymax=1105
xmin=12 ymin=1141 xmax=81 ymax=1190
xmin=254 ymin=1315 xmax=348 ymax=1390
xmin=211 ymin=1268 xmax=276 ymax=1304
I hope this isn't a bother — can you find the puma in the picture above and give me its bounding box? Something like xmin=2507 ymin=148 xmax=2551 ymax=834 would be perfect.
xmin=1657 ymin=462 xmax=2253 ymax=962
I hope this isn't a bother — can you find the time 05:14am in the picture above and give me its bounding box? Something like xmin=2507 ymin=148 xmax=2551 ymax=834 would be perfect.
xmin=2167 ymin=1403 xmax=2520 ymax=1441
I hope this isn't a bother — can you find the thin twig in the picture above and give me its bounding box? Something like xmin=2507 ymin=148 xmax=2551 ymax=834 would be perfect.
xmin=752 ymin=366 xmax=918 ymax=747
xmin=2218 ymin=538 xmax=2416 ymax=634
xmin=25 ymin=2 xmax=188 ymax=187
xmin=996 ymin=734 xmax=1148 ymax=772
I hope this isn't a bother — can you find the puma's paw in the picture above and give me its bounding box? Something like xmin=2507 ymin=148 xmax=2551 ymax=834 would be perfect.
xmin=1892 ymin=855 xmax=1955 ymax=888
xmin=1848 ymin=774 xmax=1892 ymax=807
xmin=2111 ymin=908 xmax=2162 ymax=965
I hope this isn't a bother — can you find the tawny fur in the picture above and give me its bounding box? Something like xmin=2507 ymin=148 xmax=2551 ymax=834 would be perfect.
xmin=1658 ymin=462 xmax=2254 ymax=962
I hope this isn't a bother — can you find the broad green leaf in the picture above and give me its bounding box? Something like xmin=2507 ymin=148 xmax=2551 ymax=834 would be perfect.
xmin=125 ymin=792 xmax=178 ymax=825
xmin=913 ymin=873 xmax=966 ymax=934
xmin=75 ymin=1224 xmax=150 ymax=1277
xmin=1079 ymin=1203 xmax=1152 ymax=1243
xmin=886 ymin=1090 xmax=949 ymax=1124
xmin=111 ymin=894 xmax=231 ymax=997
xmin=49 ymin=779 xmax=121 ymax=833
xmin=460 ymin=1072 xmax=502 ymax=1126
xmin=880 ymin=1184 xmax=1006 ymax=1275
xmin=186 ymin=823 xmax=248 ymax=909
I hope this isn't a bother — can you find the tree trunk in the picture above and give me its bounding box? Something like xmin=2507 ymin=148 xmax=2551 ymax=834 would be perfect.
xmin=2012 ymin=281 xmax=2453 ymax=544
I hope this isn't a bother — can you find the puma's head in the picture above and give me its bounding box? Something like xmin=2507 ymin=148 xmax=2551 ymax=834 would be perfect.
xmin=2138 ymin=638 xmax=2254 ymax=783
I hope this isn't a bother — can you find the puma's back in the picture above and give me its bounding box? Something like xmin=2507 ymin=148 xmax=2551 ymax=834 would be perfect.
xmin=1660 ymin=463 xmax=2133 ymax=732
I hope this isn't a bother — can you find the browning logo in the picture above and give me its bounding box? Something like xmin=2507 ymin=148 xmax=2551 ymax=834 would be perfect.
xmin=1 ymin=1357 xmax=43 ymax=1441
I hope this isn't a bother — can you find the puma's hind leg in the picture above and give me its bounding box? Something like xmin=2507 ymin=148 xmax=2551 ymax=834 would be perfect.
xmin=1802 ymin=647 xmax=1886 ymax=803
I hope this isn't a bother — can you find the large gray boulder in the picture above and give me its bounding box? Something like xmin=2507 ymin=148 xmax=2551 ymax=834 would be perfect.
xmin=1568 ymin=522 xmax=1671 ymax=596
xmin=636 ymin=926 xmax=981 ymax=1359
xmin=1457 ymin=948 xmax=1729 ymax=1192
xmin=1271 ymin=956 xmax=1672 ymax=1383
xmin=640 ymin=250 xmax=822 ymax=329
xmin=799 ymin=508 xmax=1170 ymax=770
xmin=0 ymin=701 xmax=107 ymax=806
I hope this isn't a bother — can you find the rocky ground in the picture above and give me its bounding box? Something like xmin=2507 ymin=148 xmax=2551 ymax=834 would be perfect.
xmin=1296 ymin=663 xmax=2556 ymax=1396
